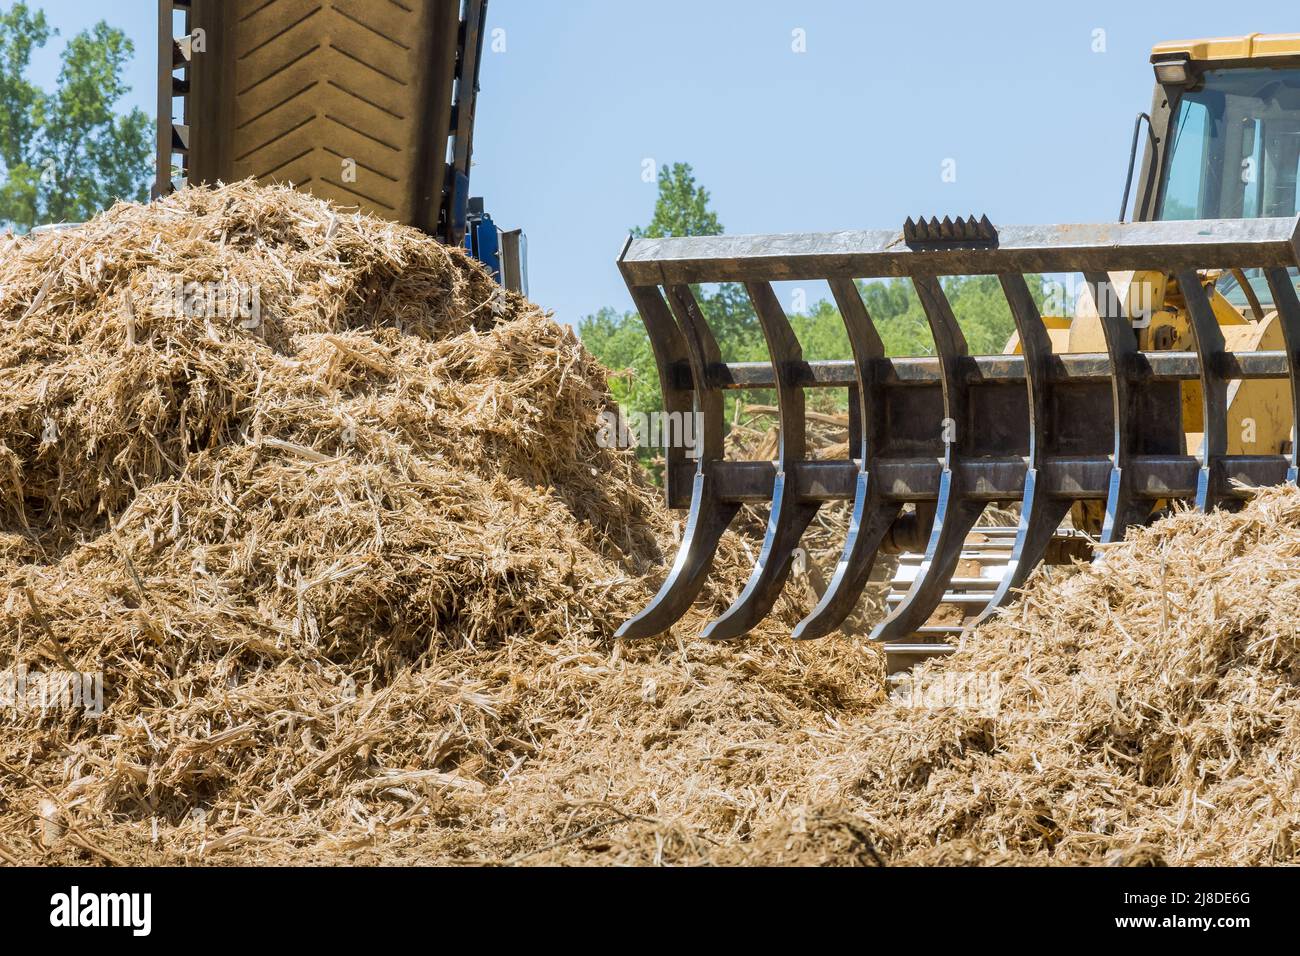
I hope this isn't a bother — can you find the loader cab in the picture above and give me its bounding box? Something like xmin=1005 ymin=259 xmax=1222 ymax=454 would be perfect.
xmin=1139 ymin=34 xmax=1300 ymax=309
xmin=1157 ymin=68 xmax=1300 ymax=222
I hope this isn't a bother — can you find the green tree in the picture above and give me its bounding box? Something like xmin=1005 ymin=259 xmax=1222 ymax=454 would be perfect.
xmin=0 ymin=1 xmax=50 ymax=224
xmin=633 ymin=162 xmax=724 ymax=241
xmin=630 ymin=162 xmax=760 ymax=352
xmin=579 ymin=304 xmax=661 ymax=416
xmin=580 ymin=162 xmax=762 ymax=428
xmin=0 ymin=3 xmax=151 ymax=230
xmin=791 ymin=274 xmax=1042 ymax=363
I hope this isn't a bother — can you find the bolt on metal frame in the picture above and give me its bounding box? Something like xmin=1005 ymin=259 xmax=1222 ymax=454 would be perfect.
xmin=616 ymin=216 xmax=1300 ymax=656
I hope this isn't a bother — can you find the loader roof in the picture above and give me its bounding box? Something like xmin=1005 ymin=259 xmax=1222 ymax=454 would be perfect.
xmin=1151 ymin=32 xmax=1300 ymax=64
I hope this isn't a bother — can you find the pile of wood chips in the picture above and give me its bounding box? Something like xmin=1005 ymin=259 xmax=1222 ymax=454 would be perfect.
xmin=1 ymin=182 xmax=1295 ymax=867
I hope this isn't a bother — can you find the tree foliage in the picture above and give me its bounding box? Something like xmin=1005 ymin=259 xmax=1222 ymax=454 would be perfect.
xmin=632 ymin=162 xmax=724 ymax=241
xmin=0 ymin=2 xmax=151 ymax=230
xmin=628 ymin=162 xmax=762 ymax=353
xmin=580 ymin=163 xmax=764 ymax=424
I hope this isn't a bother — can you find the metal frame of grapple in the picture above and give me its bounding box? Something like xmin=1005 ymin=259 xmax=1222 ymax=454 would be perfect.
xmin=616 ymin=216 xmax=1300 ymax=663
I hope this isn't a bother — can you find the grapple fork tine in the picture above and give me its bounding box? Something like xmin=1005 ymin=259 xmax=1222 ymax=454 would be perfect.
xmin=625 ymin=282 xmax=697 ymax=495
xmin=1264 ymin=269 xmax=1300 ymax=485
xmin=1177 ymin=272 xmax=1230 ymax=512
xmin=616 ymin=283 xmax=736 ymax=640
xmin=976 ymin=477 xmax=1072 ymax=624
xmin=871 ymin=478 xmax=984 ymax=643
xmin=615 ymin=470 xmax=739 ymax=639
xmin=1085 ymin=271 xmax=1151 ymax=543
xmin=795 ymin=278 xmax=899 ymax=640
xmin=663 ymin=285 xmax=727 ymax=460
xmin=703 ymin=282 xmax=819 ymax=641
xmin=702 ymin=473 xmax=818 ymax=641
xmin=873 ymin=277 xmax=985 ymax=643
xmin=976 ymin=274 xmax=1073 ymax=624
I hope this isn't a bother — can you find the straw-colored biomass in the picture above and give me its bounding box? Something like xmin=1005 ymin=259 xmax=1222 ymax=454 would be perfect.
xmin=2 ymin=183 xmax=1297 ymax=867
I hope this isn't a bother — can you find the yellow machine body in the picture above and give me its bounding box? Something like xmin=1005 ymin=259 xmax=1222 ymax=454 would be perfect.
xmin=1026 ymin=34 xmax=1300 ymax=530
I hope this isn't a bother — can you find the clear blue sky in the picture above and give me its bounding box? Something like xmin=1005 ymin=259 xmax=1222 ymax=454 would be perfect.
xmin=10 ymin=0 xmax=1300 ymax=325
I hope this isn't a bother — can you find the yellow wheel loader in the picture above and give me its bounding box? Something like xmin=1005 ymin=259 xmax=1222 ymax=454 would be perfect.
xmin=617 ymin=34 xmax=1300 ymax=672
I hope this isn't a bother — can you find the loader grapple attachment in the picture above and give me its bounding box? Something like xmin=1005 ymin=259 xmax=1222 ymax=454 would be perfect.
xmin=617 ymin=216 xmax=1300 ymax=664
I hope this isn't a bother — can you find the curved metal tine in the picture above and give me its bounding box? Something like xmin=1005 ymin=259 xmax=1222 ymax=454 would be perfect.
xmin=703 ymin=281 xmax=819 ymax=641
xmin=616 ymin=471 xmax=740 ymax=639
xmin=616 ymin=284 xmax=737 ymax=640
xmin=1176 ymin=271 xmax=1229 ymax=512
xmin=1084 ymin=271 xmax=1149 ymax=544
xmin=872 ymin=276 xmax=985 ymax=644
xmin=663 ymin=285 xmax=727 ymax=462
xmin=974 ymin=274 xmax=1073 ymax=625
xmin=626 ymin=281 xmax=697 ymax=481
xmin=795 ymin=278 xmax=901 ymax=640
xmin=872 ymin=480 xmax=985 ymax=643
xmin=979 ymin=473 xmax=1073 ymax=624
xmin=1264 ymin=269 xmax=1300 ymax=485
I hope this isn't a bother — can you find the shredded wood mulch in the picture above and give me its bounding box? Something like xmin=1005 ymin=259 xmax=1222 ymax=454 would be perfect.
xmin=1 ymin=182 xmax=1297 ymax=867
